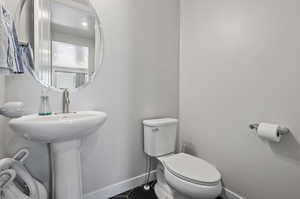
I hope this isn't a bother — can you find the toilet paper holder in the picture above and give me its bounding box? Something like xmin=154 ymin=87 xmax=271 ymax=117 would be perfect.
xmin=249 ymin=123 xmax=290 ymax=136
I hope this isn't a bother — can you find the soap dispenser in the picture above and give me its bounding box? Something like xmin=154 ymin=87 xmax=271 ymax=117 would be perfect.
xmin=39 ymin=88 xmax=52 ymax=116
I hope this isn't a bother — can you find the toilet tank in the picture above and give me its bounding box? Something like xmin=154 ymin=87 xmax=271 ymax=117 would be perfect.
xmin=143 ymin=118 xmax=178 ymax=157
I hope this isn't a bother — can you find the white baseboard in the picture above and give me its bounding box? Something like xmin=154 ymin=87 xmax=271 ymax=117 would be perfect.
xmin=84 ymin=171 xmax=244 ymax=199
xmin=84 ymin=170 xmax=157 ymax=199
xmin=221 ymin=187 xmax=245 ymax=199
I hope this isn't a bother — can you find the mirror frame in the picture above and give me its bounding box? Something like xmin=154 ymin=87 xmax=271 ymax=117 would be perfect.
xmin=15 ymin=0 xmax=104 ymax=92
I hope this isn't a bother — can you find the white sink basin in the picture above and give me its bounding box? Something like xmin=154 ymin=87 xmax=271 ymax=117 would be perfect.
xmin=9 ymin=111 xmax=107 ymax=199
xmin=9 ymin=111 xmax=107 ymax=143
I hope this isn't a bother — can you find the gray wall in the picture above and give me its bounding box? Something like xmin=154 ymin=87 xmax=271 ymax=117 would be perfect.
xmin=4 ymin=0 xmax=179 ymax=194
xmin=180 ymin=1 xmax=300 ymax=199
xmin=0 ymin=76 xmax=5 ymax=158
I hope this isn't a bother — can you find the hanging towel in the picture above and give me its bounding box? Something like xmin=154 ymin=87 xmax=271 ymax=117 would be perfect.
xmin=20 ymin=43 xmax=34 ymax=71
xmin=0 ymin=4 xmax=24 ymax=74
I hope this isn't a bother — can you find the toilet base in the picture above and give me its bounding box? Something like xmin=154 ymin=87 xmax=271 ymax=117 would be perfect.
xmin=154 ymin=164 xmax=191 ymax=199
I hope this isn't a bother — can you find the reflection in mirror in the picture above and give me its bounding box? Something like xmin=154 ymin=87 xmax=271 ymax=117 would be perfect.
xmin=51 ymin=0 xmax=97 ymax=90
xmin=16 ymin=0 xmax=103 ymax=92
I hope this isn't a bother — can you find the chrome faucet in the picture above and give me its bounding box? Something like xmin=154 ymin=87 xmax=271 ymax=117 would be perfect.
xmin=62 ymin=89 xmax=70 ymax=113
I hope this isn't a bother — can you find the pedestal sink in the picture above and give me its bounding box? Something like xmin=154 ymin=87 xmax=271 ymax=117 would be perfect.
xmin=9 ymin=111 xmax=107 ymax=199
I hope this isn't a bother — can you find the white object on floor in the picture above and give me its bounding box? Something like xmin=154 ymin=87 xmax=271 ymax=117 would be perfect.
xmin=0 ymin=169 xmax=16 ymax=189
xmin=12 ymin=148 xmax=30 ymax=163
xmin=2 ymin=180 xmax=47 ymax=199
xmin=0 ymin=158 xmax=47 ymax=199
xmin=143 ymin=118 xmax=222 ymax=199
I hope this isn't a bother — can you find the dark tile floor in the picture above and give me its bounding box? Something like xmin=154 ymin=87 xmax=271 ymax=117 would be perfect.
xmin=109 ymin=181 xmax=157 ymax=199
xmin=109 ymin=181 xmax=222 ymax=199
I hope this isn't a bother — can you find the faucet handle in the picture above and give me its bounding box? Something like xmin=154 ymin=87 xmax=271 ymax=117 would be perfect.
xmin=63 ymin=89 xmax=70 ymax=113
xmin=63 ymin=89 xmax=70 ymax=103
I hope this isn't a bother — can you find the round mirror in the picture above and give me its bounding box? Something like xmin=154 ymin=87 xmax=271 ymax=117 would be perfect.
xmin=15 ymin=0 xmax=103 ymax=92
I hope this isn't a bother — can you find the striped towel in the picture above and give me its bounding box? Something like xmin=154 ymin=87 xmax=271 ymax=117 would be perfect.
xmin=0 ymin=4 xmax=24 ymax=74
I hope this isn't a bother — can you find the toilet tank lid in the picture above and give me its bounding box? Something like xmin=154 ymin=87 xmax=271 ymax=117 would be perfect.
xmin=143 ymin=118 xmax=178 ymax=127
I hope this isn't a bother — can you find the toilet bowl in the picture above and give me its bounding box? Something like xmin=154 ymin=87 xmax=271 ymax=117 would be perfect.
xmin=143 ymin=118 xmax=222 ymax=199
xmin=156 ymin=153 xmax=222 ymax=199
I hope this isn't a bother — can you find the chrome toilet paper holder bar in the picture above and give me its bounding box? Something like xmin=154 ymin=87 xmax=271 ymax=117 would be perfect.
xmin=249 ymin=123 xmax=290 ymax=136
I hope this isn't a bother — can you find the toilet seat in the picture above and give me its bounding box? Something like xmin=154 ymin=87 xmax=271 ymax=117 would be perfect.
xmin=161 ymin=153 xmax=221 ymax=186
xmin=157 ymin=153 xmax=222 ymax=199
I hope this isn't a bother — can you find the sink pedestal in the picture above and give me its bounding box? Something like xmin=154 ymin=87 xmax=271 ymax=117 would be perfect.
xmin=9 ymin=111 xmax=107 ymax=199
xmin=52 ymin=140 xmax=82 ymax=199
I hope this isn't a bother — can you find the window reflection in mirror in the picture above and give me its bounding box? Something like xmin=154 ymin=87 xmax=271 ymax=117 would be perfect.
xmin=50 ymin=0 xmax=97 ymax=89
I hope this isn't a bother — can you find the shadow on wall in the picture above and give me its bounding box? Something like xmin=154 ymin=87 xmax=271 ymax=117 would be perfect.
xmin=181 ymin=141 xmax=197 ymax=156
xmin=181 ymin=130 xmax=300 ymax=166
xmin=268 ymin=131 xmax=300 ymax=165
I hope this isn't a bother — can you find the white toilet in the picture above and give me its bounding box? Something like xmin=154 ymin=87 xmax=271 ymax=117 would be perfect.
xmin=143 ymin=118 xmax=222 ymax=199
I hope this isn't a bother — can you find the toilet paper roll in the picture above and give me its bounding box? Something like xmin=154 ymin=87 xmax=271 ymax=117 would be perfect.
xmin=257 ymin=123 xmax=281 ymax=142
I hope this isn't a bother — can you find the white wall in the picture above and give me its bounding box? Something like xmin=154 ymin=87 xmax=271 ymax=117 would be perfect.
xmin=4 ymin=0 xmax=179 ymax=195
xmin=0 ymin=76 xmax=5 ymax=158
xmin=180 ymin=1 xmax=300 ymax=199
